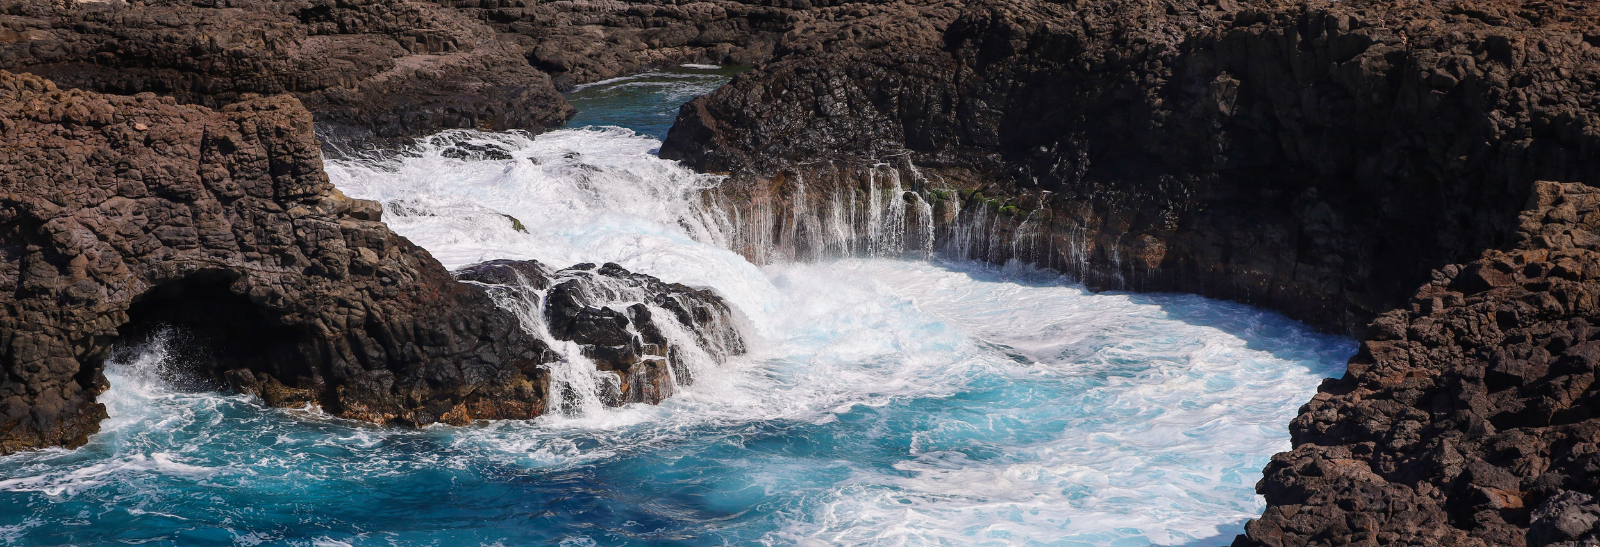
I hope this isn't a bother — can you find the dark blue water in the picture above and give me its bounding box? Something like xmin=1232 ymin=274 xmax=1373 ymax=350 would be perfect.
xmin=0 ymin=67 xmax=1354 ymax=547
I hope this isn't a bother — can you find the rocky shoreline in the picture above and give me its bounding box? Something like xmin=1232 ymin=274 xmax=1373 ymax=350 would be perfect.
xmin=1245 ymin=181 xmax=1600 ymax=546
xmin=0 ymin=0 xmax=815 ymax=150
xmin=0 ymin=70 xmax=741 ymax=453
xmin=662 ymin=0 xmax=1600 ymax=336
xmin=1 ymin=0 xmax=1597 ymax=544
xmin=657 ymin=0 xmax=1600 ymax=543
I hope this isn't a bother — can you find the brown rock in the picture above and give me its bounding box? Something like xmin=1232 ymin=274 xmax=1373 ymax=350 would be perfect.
xmin=661 ymin=0 xmax=1600 ymax=335
xmin=0 ymin=0 xmax=572 ymax=148
xmin=0 ymin=70 xmax=743 ymax=453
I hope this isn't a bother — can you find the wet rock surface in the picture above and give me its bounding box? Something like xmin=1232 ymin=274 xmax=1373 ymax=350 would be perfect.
xmin=459 ymin=260 xmax=745 ymax=407
xmin=661 ymin=0 xmax=1600 ymax=335
xmin=1244 ymin=181 xmax=1600 ymax=546
xmin=0 ymin=71 xmax=742 ymax=454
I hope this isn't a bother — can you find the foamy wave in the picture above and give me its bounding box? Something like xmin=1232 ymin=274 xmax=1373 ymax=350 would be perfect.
xmin=0 ymin=125 xmax=1351 ymax=546
xmin=0 ymin=452 xmax=217 ymax=497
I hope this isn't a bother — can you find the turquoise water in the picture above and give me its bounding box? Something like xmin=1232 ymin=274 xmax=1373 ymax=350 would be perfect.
xmin=0 ymin=67 xmax=1354 ymax=547
xmin=564 ymin=65 xmax=746 ymax=140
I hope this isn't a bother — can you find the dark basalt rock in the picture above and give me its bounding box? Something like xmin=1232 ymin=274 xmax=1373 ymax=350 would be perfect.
xmin=0 ymin=71 xmax=743 ymax=454
xmin=660 ymin=0 xmax=1600 ymax=335
xmin=542 ymin=262 xmax=745 ymax=404
xmin=1242 ymin=181 xmax=1600 ymax=546
xmin=0 ymin=0 xmax=572 ymax=148
xmin=0 ymin=69 xmax=552 ymax=451
xmin=459 ymin=260 xmax=744 ymax=406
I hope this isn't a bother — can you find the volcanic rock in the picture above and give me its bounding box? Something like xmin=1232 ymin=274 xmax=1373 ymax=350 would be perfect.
xmin=660 ymin=0 xmax=1600 ymax=335
xmin=654 ymin=0 xmax=1600 ymax=542
xmin=459 ymin=260 xmax=745 ymax=406
xmin=433 ymin=0 xmax=804 ymax=90
xmin=0 ymin=0 xmax=572 ymax=148
xmin=1242 ymin=181 xmax=1600 ymax=546
xmin=0 ymin=70 xmax=742 ymax=454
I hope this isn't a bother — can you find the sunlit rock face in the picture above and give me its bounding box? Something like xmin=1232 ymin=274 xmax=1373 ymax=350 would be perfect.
xmin=0 ymin=71 xmax=743 ymax=453
xmin=1245 ymin=181 xmax=1600 ymax=546
xmin=0 ymin=0 xmax=572 ymax=147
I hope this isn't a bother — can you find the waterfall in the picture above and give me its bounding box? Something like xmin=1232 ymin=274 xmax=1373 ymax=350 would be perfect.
xmin=689 ymin=161 xmax=995 ymax=265
xmin=473 ymin=265 xmax=741 ymax=415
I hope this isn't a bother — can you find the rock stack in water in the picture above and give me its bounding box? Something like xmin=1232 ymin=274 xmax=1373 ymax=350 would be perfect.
xmin=457 ymin=260 xmax=744 ymax=408
xmin=0 ymin=70 xmax=742 ymax=454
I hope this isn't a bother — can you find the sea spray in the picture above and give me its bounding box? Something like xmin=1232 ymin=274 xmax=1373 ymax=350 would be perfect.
xmin=1 ymin=117 xmax=1354 ymax=545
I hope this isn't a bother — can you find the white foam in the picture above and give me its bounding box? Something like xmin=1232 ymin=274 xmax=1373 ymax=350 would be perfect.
xmin=326 ymin=128 xmax=781 ymax=327
xmin=322 ymin=129 xmax=1350 ymax=543
xmin=0 ymin=128 xmax=1351 ymax=546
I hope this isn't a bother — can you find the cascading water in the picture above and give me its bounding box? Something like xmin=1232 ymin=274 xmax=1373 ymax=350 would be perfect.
xmin=0 ymin=65 xmax=1354 ymax=546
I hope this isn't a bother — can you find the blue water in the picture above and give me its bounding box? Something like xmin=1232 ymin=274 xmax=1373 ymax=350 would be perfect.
xmin=564 ymin=65 xmax=745 ymax=140
xmin=0 ymin=67 xmax=1354 ymax=547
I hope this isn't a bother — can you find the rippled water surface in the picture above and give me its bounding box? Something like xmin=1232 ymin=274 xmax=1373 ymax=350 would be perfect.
xmin=0 ymin=65 xmax=1353 ymax=546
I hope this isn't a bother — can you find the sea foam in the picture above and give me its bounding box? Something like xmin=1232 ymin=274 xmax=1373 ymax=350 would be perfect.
xmin=0 ymin=125 xmax=1353 ymax=546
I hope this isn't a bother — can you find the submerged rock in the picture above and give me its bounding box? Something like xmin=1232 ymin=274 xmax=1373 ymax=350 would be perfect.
xmin=0 ymin=71 xmax=742 ymax=454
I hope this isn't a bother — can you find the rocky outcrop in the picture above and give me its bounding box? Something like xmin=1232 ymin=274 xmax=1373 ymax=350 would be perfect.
xmin=0 ymin=0 xmax=866 ymax=147
xmin=1242 ymin=181 xmax=1600 ymax=546
xmin=0 ymin=0 xmax=572 ymax=147
xmin=661 ymin=0 xmax=1600 ymax=334
xmin=458 ymin=260 xmax=744 ymax=407
xmin=0 ymin=70 xmax=742 ymax=454
xmin=432 ymin=0 xmax=807 ymax=91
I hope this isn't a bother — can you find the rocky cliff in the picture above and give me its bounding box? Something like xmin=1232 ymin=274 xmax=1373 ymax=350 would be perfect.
xmin=0 ymin=70 xmax=742 ymax=454
xmin=1247 ymin=181 xmax=1600 ymax=546
xmin=0 ymin=0 xmax=842 ymax=148
xmin=661 ymin=0 xmax=1600 ymax=334
xmin=430 ymin=0 xmax=806 ymax=91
